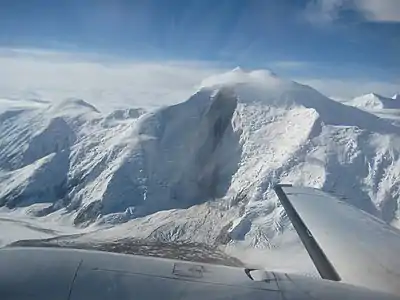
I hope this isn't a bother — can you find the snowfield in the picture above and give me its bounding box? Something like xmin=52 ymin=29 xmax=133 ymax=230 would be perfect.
xmin=0 ymin=68 xmax=399 ymax=272
xmin=348 ymin=93 xmax=400 ymax=110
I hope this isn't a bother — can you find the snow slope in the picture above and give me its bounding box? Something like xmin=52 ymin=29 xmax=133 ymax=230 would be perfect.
xmin=0 ymin=68 xmax=399 ymax=259
xmin=349 ymin=93 xmax=400 ymax=110
xmin=344 ymin=92 xmax=400 ymax=126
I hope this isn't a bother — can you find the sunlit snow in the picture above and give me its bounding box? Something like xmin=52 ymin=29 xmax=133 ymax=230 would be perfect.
xmin=0 ymin=68 xmax=399 ymax=273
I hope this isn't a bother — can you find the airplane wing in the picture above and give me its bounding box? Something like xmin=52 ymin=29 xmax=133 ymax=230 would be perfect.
xmin=1 ymin=246 xmax=398 ymax=299
xmin=274 ymin=184 xmax=400 ymax=296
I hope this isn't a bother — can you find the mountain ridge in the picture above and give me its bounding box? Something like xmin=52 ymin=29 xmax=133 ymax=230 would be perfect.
xmin=349 ymin=92 xmax=400 ymax=110
xmin=0 ymin=69 xmax=399 ymax=250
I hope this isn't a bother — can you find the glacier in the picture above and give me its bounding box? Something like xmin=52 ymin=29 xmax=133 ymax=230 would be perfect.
xmin=0 ymin=68 xmax=399 ymax=263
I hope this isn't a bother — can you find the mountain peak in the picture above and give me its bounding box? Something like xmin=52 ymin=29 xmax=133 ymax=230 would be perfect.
xmin=364 ymin=92 xmax=383 ymax=99
xmin=1 ymin=69 xmax=400 ymax=253
xmin=351 ymin=92 xmax=400 ymax=110
xmin=50 ymin=98 xmax=100 ymax=114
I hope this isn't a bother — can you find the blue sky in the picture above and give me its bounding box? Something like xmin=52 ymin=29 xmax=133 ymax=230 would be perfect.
xmin=0 ymin=0 xmax=399 ymax=103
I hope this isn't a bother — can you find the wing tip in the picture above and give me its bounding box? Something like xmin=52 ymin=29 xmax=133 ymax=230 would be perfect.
xmin=274 ymin=183 xmax=341 ymax=282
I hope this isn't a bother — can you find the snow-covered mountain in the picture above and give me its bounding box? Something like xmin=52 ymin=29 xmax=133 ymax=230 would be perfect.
xmin=349 ymin=93 xmax=400 ymax=110
xmin=1 ymin=68 xmax=400 ymax=252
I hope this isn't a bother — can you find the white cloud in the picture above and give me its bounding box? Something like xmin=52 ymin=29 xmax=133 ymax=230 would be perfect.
xmin=305 ymin=0 xmax=348 ymax=24
xmin=0 ymin=48 xmax=226 ymax=112
xmin=355 ymin=0 xmax=400 ymax=22
xmin=0 ymin=48 xmax=398 ymax=111
xmin=306 ymin=0 xmax=400 ymax=23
